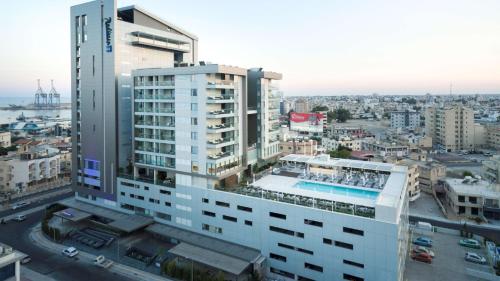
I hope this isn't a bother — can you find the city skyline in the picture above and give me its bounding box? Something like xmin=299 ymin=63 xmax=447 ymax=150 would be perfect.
xmin=1 ymin=0 xmax=500 ymax=97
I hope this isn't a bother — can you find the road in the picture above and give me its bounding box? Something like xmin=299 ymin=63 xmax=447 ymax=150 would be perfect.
xmin=0 ymin=192 xmax=135 ymax=281
xmin=410 ymin=215 xmax=500 ymax=243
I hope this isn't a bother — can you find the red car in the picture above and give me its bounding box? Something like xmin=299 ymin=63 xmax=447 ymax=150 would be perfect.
xmin=411 ymin=252 xmax=432 ymax=264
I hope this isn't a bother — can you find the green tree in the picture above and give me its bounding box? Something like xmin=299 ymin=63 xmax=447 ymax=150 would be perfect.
xmin=312 ymin=105 xmax=329 ymax=112
xmin=462 ymin=171 xmax=473 ymax=177
xmin=329 ymin=145 xmax=352 ymax=159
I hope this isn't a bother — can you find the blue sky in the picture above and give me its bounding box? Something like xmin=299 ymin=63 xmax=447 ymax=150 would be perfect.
xmin=1 ymin=0 xmax=499 ymax=97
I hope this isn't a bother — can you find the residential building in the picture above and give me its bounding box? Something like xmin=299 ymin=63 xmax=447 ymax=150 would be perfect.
xmin=443 ymin=177 xmax=500 ymax=220
xmin=417 ymin=162 xmax=446 ymax=194
xmin=71 ymin=0 xmax=198 ymax=202
xmin=0 ymin=146 xmax=61 ymax=193
xmin=362 ymin=140 xmax=409 ymax=158
xmin=397 ymin=159 xmax=420 ymax=201
xmin=0 ymin=132 xmax=11 ymax=148
xmin=280 ymin=138 xmax=318 ymax=156
xmin=483 ymin=155 xmax=500 ymax=184
xmin=322 ymin=136 xmax=369 ymax=152
xmin=424 ymin=105 xmax=474 ymax=152
xmin=390 ymin=110 xmax=420 ymax=130
xmin=294 ymin=98 xmax=310 ymax=113
xmin=486 ymin=124 xmax=500 ymax=150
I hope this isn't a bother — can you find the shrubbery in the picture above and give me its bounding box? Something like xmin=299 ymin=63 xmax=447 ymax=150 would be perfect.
xmin=162 ymin=260 xmax=225 ymax=281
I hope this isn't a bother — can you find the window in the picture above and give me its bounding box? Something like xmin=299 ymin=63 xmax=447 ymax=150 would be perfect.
xmin=202 ymin=223 xmax=222 ymax=234
xmin=191 ymin=118 xmax=198 ymax=125
xmin=343 ymin=273 xmax=364 ymax=281
xmin=192 ymin=161 xmax=199 ymax=173
xmin=343 ymin=227 xmax=364 ymax=236
xmin=298 ymin=276 xmax=315 ymax=281
xmin=191 ymin=132 xmax=198 ymax=140
xmin=245 ymin=220 xmax=252 ymax=226
xmin=471 ymin=207 xmax=479 ymax=215
xmin=343 ymin=259 xmax=364 ymax=268
xmin=458 ymin=206 xmax=465 ymax=214
xmin=164 ymin=201 xmax=171 ymax=207
xmin=191 ymin=89 xmax=197 ymax=96
xmin=144 ymin=186 xmax=149 ymax=191
xmin=160 ymin=189 xmax=171 ymax=195
xmin=297 ymin=248 xmax=314 ymax=255
xmin=458 ymin=195 xmax=465 ymax=203
xmin=203 ymin=210 xmax=216 ymax=217
xmin=269 ymin=212 xmax=286 ymax=220
xmin=270 ymin=253 xmax=287 ymax=262
xmin=335 ymin=241 xmax=353 ymax=250
xmin=215 ymin=201 xmax=230 ymax=207
xmin=120 ymin=192 xmax=125 ymax=196
xmin=222 ymin=215 xmax=237 ymax=222
xmin=270 ymin=267 xmax=294 ymax=279
xmin=277 ymin=243 xmax=294 ymax=250
xmin=191 ymin=146 xmax=198 ymax=155
xmin=469 ymin=197 xmax=477 ymax=204
xmin=323 ymin=238 xmax=333 ymax=245
xmin=237 ymin=205 xmax=252 ymax=212
xmin=304 ymin=219 xmax=323 ymax=227
xmin=304 ymin=263 xmax=323 ymax=273
xmin=269 ymin=226 xmax=294 ymax=236
xmin=191 ymin=103 xmax=198 ymax=112
xmin=202 ymin=198 xmax=209 ymax=203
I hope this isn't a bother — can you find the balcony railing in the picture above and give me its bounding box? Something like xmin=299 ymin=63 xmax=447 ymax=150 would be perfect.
xmin=207 ymin=80 xmax=234 ymax=88
xmin=207 ymin=152 xmax=233 ymax=160
xmin=207 ymin=137 xmax=234 ymax=145
xmin=208 ymin=109 xmax=234 ymax=115
xmin=207 ymin=94 xmax=234 ymax=101
xmin=156 ymin=108 xmax=175 ymax=114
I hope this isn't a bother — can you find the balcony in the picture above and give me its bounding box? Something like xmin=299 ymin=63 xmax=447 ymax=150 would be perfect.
xmin=207 ymin=152 xmax=235 ymax=163
xmin=157 ymin=93 xmax=175 ymax=100
xmin=155 ymin=121 xmax=175 ymax=128
xmin=134 ymin=120 xmax=155 ymax=127
xmin=135 ymin=108 xmax=154 ymax=114
xmin=207 ymin=137 xmax=235 ymax=148
xmin=158 ymin=149 xmax=176 ymax=156
xmin=207 ymin=80 xmax=235 ymax=89
xmin=207 ymin=109 xmax=235 ymax=118
xmin=155 ymin=108 xmax=175 ymax=114
xmin=207 ymin=94 xmax=235 ymax=103
xmin=130 ymin=32 xmax=191 ymax=53
xmin=136 ymin=158 xmax=176 ymax=169
xmin=135 ymin=145 xmax=155 ymax=153
xmin=207 ymin=123 xmax=235 ymax=133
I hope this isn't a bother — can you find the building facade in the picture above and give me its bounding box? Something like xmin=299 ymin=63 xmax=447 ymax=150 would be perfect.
xmin=280 ymin=139 xmax=318 ymax=156
xmin=390 ymin=111 xmax=420 ymax=130
xmin=0 ymin=132 xmax=11 ymax=148
xmin=483 ymin=155 xmax=500 ymax=184
xmin=71 ymin=0 xmax=198 ymax=203
xmin=425 ymin=105 xmax=474 ymax=152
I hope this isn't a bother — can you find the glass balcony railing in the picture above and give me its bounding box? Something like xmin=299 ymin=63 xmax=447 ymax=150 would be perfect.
xmin=207 ymin=137 xmax=234 ymax=145
xmin=208 ymin=109 xmax=234 ymax=115
xmin=207 ymin=94 xmax=234 ymax=101
xmin=156 ymin=108 xmax=175 ymax=114
xmin=207 ymin=123 xmax=234 ymax=131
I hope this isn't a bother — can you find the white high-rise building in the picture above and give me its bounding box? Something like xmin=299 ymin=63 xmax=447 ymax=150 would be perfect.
xmin=69 ymin=1 xmax=409 ymax=281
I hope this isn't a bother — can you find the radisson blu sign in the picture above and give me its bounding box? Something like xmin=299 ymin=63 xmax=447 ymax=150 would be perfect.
xmin=104 ymin=17 xmax=112 ymax=52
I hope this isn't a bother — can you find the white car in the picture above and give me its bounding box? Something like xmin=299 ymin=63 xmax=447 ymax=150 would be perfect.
xmin=465 ymin=252 xmax=486 ymax=264
xmin=62 ymin=247 xmax=79 ymax=258
xmin=13 ymin=215 xmax=26 ymax=222
xmin=11 ymin=202 xmax=30 ymax=210
xmin=412 ymin=246 xmax=435 ymax=258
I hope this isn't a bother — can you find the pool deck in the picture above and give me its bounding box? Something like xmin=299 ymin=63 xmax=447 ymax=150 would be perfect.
xmin=252 ymin=175 xmax=377 ymax=207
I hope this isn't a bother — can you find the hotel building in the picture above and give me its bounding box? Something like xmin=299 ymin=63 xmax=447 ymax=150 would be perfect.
xmin=69 ymin=1 xmax=409 ymax=280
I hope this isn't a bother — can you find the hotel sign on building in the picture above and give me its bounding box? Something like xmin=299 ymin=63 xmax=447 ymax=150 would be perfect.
xmin=290 ymin=112 xmax=324 ymax=133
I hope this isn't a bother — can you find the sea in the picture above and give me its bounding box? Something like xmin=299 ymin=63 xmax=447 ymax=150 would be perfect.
xmin=0 ymin=96 xmax=71 ymax=125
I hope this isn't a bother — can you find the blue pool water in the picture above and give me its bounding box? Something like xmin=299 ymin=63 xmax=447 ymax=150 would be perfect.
xmin=293 ymin=181 xmax=380 ymax=200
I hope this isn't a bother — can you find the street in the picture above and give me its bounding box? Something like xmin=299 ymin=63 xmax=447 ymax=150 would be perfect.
xmin=0 ymin=191 xmax=135 ymax=281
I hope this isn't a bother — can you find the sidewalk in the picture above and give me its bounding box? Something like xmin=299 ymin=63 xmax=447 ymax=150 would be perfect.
xmin=29 ymin=225 xmax=173 ymax=281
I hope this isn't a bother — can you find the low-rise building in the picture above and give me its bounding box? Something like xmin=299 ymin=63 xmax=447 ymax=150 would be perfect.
xmin=397 ymin=159 xmax=421 ymax=201
xmin=483 ymin=155 xmax=500 ymax=184
xmin=322 ymin=136 xmax=368 ymax=152
xmin=279 ymin=138 xmax=318 ymax=156
xmin=0 ymin=146 xmax=61 ymax=193
xmin=486 ymin=124 xmax=500 ymax=150
xmin=0 ymin=132 xmax=11 ymax=148
xmin=0 ymin=243 xmax=26 ymax=281
xmin=418 ymin=162 xmax=446 ymax=194
xmin=362 ymin=140 xmax=409 ymax=157
xmin=443 ymin=177 xmax=500 ymax=220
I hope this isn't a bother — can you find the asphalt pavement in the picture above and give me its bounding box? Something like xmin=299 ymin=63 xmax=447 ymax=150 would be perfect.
xmin=0 ymin=194 xmax=135 ymax=281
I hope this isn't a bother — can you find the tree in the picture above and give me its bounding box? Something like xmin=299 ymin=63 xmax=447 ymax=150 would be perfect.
xmin=327 ymin=109 xmax=351 ymax=123
xmin=382 ymin=112 xmax=390 ymax=119
xmin=312 ymin=105 xmax=329 ymax=112
xmin=462 ymin=171 xmax=473 ymax=177
xmin=214 ymin=271 xmax=225 ymax=281
xmin=329 ymin=145 xmax=352 ymax=159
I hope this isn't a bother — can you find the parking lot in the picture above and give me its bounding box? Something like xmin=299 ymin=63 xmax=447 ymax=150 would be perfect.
xmin=404 ymin=231 xmax=493 ymax=281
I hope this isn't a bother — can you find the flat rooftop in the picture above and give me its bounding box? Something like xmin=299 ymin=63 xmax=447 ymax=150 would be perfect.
xmin=444 ymin=178 xmax=500 ymax=199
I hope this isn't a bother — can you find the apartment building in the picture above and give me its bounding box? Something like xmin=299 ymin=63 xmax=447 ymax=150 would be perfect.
xmin=486 ymin=124 xmax=500 ymax=150
xmin=390 ymin=110 xmax=420 ymax=130
xmin=0 ymin=146 xmax=61 ymax=193
xmin=280 ymin=138 xmax=318 ymax=156
xmin=70 ymin=1 xmax=410 ymax=280
xmin=322 ymin=136 xmax=368 ymax=152
xmin=0 ymin=132 xmax=11 ymax=148
xmin=443 ymin=177 xmax=500 ymax=220
xmin=294 ymin=98 xmax=310 ymax=113
xmin=424 ymin=105 xmax=474 ymax=152
xmin=417 ymin=162 xmax=446 ymax=194
xmin=362 ymin=140 xmax=409 ymax=158
xmin=71 ymin=0 xmax=198 ymax=202
xmin=397 ymin=159 xmax=420 ymax=201
xmin=483 ymin=155 xmax=500 ymax=184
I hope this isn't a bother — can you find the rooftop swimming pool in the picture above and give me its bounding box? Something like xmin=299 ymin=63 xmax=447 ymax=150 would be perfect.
xmin=293 ymin=181 xmax=380 ymax=200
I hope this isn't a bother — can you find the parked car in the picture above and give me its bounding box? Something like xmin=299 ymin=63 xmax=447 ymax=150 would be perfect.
xmin=21 ymin=255 xmax=31 ymax=264
xmin=459 ymin=239 xmax=481 ymax=249
xmin=62 ymin=247 xmax=79 ymax=258
xmin=465 ymin=252 xmax=487 ymax=264
xmin=412 ymin=246 xmax=435 ymax=258
xmin=94 ymin=255 xmax=113 ymax=268
xmin=411 ymin=252 xmax=432 ymax=264
xmin=13 ymin=215 xmax=26 ymax=222
xmin=413 ymin=237 xmax=432 ymax=247
xmin=11 ymin=202 xmax=30 ymax=210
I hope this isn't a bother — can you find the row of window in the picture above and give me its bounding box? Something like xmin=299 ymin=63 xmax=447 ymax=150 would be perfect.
xmin=270 ymin=267 xmax=364 ymax=281
xmin=202 ymin=210 xmax=253 ymax=226
xmin=277 ymin=243 xmax=313 ymax=255
xmin=202 ymin=198 xmax=253 ymax=213
xmin=120 ymin=191 xmax=171 ymax=207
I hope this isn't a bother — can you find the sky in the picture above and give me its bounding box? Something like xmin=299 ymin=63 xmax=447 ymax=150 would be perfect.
xmin=1 ymin=0 xmax=500 ymax=97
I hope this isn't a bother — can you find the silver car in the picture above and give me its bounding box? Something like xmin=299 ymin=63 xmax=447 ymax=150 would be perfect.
xmin=464 ymin=252 xmax=486 ymax=264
